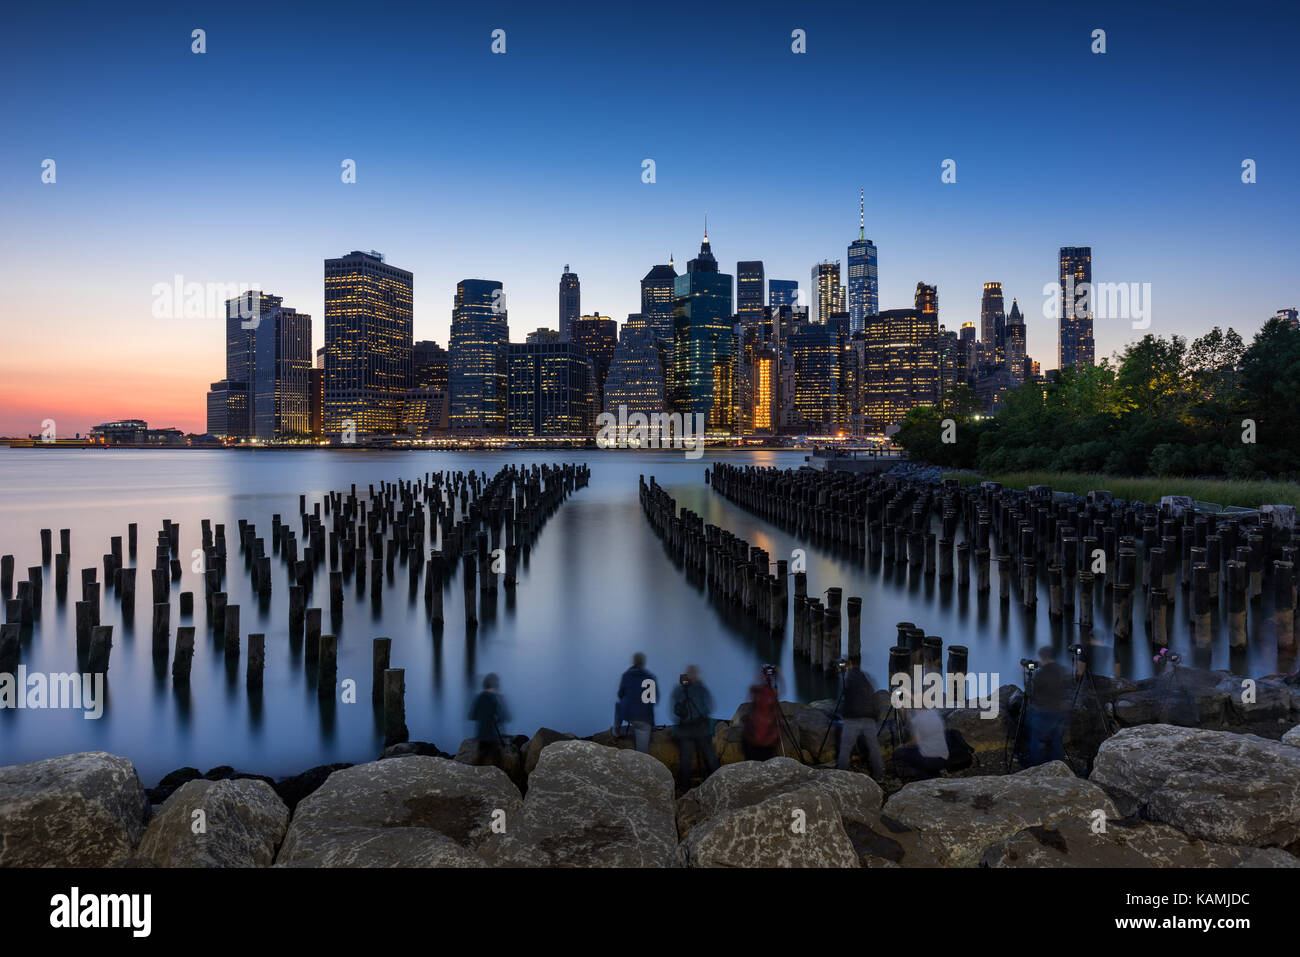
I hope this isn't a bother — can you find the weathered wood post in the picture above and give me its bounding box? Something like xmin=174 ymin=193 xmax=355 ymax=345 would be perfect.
xmin=1225 ymin=560 xmax=1248 ymax=650
xmin=1274 ymin=560 xmax=1295 ymax=649
xmin=372 ymin=637 xmax=391 ymax=700
xmin=846 ymin=597 xmax=862 ymax=660
xmin=172 ymin=626 xmax=195 ymax=682
xmin=1191 ymin=564 xmax=1211 ymax=647
xmin=152 ymin=602 xmax=170 ymax=657
xmin=247 ymin=634 xmax=265 ymax=689
xmin=1113 ymin=582 xmax=1133 ymax=642
xmin=306 ymin=608 xmax=322 ymax=663
xmin=384 ymin=668 xmax=409 ymax=745
xmin=318 ymin=635 xmax=338 ymax=696
xmin=224 ymin=604 xmax=240 ymax=660
xmin=87 ymin=625 xmax=113 ymax=673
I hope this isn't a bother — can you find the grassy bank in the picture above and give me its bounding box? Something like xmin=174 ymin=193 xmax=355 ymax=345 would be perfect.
xmin=942 ymin=471 xmax=1300 ymax=510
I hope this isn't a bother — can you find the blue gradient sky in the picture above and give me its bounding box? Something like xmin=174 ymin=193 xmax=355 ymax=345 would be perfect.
xmin=1 ymin=0 xmax=1297 ymax=434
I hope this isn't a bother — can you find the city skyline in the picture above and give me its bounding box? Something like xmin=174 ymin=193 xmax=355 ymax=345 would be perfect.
xmin=2 ymin=0 xmax=1297 ymax=435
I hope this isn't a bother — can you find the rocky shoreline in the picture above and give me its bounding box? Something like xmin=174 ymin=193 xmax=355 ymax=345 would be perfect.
xmin=2 ymin=663 xmax=1300 ymax=867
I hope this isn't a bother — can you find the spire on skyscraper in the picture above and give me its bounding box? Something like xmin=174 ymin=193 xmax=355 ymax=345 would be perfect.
xmin=859 ymin=188 xmax=864 ymax=241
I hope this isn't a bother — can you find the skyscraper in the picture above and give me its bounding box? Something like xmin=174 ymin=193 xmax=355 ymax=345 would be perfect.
xmin=571 ymin=314 xmax=618 ymax=414
xmin=1006 ymin=299 xmax=1027 ymax=386
xmin=810 ymin=261 xmax=844 ymax=324
xmin=736 ymin=261 xmax=765 ymax=323
xmin=861 ymin=309 xmax=939 ymax=434
xmin=558 ymin=266 xmax=581 ymax=341
xmin=506 ymin=341 xmax=593 ymax=436
xmin=791 ymin=323 xmax=841 ymax=430
xmin=915 ymin=283 xmax=938 ymax=324
xmin=640 ymin=261 xmax=677 ymax=342
xmin=768 ymin=280 xmax=799 ymax=309
xmin=846 ymin=190 xmax=879 ymax=333
xmin=448 ymin=278 xmax=509 ymax=433
xmin=323 ymin=250 xmax=413 ymax=437
xmin=980 ymin=282 xmax=1006 ymax=366
xmin=672 ymin=231 xmax=734 ymax=432
xmin=602 ymin=327 xmax=666 ymax=421
xmin=1058 ymin=246 xmax=1095 ymax=370
xmin=253 ymin=301 xmax=312 ymax=440
xmin=221 ymin=290 xmax=282 ymax=438
xmin=412 ymin=339 xmax=449 ymax=392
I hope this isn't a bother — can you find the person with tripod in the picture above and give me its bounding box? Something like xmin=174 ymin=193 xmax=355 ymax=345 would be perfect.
xmin=743 ymin=665 xmax=783 ymax=761
xmin=1027 ymin=646 xmax=1069 ymax=766
xmin=670 ymin=665 xmax=719 ymax=790
xmin=616 ymin=652 xmax=658 ymax=753
xmin=835 ymin=655 xmax=885 ymax=781
xmin=468 ymin=672 xmax=511 ymax=767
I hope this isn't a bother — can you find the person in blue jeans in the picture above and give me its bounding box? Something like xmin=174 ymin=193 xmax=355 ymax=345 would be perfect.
xmin=1027 ymin=646 xmax=1070 ymax=765
xmin=616 ymin=652 xmax=658 ymax=753
xmin=670 ymin=665 xmax=719 ymax=789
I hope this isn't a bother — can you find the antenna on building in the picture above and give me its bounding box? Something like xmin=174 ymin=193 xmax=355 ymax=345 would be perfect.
xmin=859 ymin=188 xmax=865 ymax=241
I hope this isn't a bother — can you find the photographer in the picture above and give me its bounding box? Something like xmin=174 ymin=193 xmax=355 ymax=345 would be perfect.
xmin=835 ymin=655 xmax=884 ymax=781
xmin=670 ymin=665 xmax=719 ymax=789
xmin=468 ymin=673 xmax=510 ymax=768
xmin=743 ymin=665 xmax=783 ymax=760
xmin=616 ymin=652 xmax=658 ymax=753
xmin=1027 ymin=646 xmax=1069 ymax=765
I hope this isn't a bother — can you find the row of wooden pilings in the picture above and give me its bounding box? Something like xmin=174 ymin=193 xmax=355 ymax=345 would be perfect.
xmin=706 ymin=463 xmax=1298 ymax=654
xmin=1 ymin=463 xmax=590 ymax=745
xmin=638 ymin=473 xmax=970 ymax=681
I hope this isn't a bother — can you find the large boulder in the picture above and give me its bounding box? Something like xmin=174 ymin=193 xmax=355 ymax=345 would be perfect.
xmin=524 ymin=728 xmax=577 ymax=776
xmin=676 ymin=786 xmax=859 ymax=867
xmin=276 ymin=756 xmax=522 ymax=867
xmin=676 ymin=757 xmax=880 ymax=837
xmin=882 ymin=761 xmax=1118 ymax=867
xmin=981 ymin=818 xmax=1300 ymax=868
xmin=500 ymin=740 xmax=677 ymax=867
xmin=1090 ymin=725 xmax=1300 ymax=848
xmin=1282 ymin=725 xmax=1300 ymax=747
xmin=137 ymin=779 xmax=288 ymax=867
xmin=453 ymin=734 xmax=528 ymax=791
xmin=1112 ymin=669 xmax=1294 ymax=736
xmin=0 ymin=751 xmax=148 ymax=867
xmin=272 ymin=763 xmax=353 ymax=813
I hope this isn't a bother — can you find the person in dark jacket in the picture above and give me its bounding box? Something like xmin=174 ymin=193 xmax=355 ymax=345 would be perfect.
xmin=835 ymin=655 xmax=885 ymax=779
xmin=1027 ymin=646 xmax=1070 ymax=766
xmin=468 ymin=673 xmax=510 ymax=767
xmin=743 ymin=666 xmax=783 ymax=760
xmin=670 ymin=665 xmax=719 ymax=789
xmin=616 ymin=652 xmax=658 ymax=753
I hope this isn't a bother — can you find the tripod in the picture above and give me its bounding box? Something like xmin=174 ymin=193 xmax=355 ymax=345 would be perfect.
xmin=1003 ymin=664 xmax=1035 ymax=773
xmin=1062 ymin=652 xmax=1114 ymax=774
xmin=814 ymin=674 xmax=849 ymax=766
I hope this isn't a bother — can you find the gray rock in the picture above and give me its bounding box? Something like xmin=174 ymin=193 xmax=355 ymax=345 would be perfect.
xmin=0 ymin=751 xmax=148 ymax=867
xmin=676 ymin=757 xmax=880 ymax=837
xmin=502 ymin=740 xmax=677 ymax=867
xmin=453 ymin=735 xmax=528 ymax=791
xmin=981 ymin=817 xmax=1300 ymax=868
xmin=882 ymin=761 xmax=1118 ymax=867
xmin=676 ymin=786 xmax=859 ymax=868
xmin=276 ymin=756 xmax=522 ymax=867
xmin=1282 ymin=725 xmax=1300 ymax=747
xmin=1090 ymin=724 xmax=1300 ymax=847
xmin=137 ymin=778 xmax=288 ymax=867
xmin=524 ymin=727 xmax=577 ymax=776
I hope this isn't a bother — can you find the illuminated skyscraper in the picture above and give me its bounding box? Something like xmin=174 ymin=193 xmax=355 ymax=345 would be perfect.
xmin=559 ymin=266 xmax=581 ymax=341
xmin=846 ymin=190 xmax=878 ymax=333
xmin=323 ymin=251 xmax=413 ymax=437
xmin=448 ymin=278 xmax=509 ymax=433
xmin=506 ymin=342 xmax=593 ymax=436
xmin=253 ymin=302 xmax=312 ymax=440
xmin=915 ymin=283 xmax=938 ymax=324
xmin=602 ymin=327 xmax=666 ymax=420
xmin=753 ymin=347 xmax=776 ymax=433
xmin=861 ymin=309 xmax=939 ymax=433
xmin=640 ymin=261 xmax=677 ymax=342
xmin=1006 ymin=299 xmax=1027 ymax=386
xmin=769 ymin=280 xmax=799 ymax=308
xmin=980 ymin=282 xmax=1006 ymax=366
xmin=672 ymin=231 xmax=734 ymax=432
xmin=412 ymin=339 xmax=448 ymax=392
xmin=1058 ymin=246 xmax=1095 ymax=369
xmin=222 ymin=291 xmax=282 ymax=438
xmin=736 ymin=261 xmax=765 ymax=323
xmin=571 ymin=314 xmax=618 ymax=414
xmin=791 ymin=323 xmax=841 ymax=430
xmin=811 ymin=261 xmax=844 ymax=324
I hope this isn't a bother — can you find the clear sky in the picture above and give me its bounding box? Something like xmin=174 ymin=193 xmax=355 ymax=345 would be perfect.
xmin=1 ymin=0 xmax=1297 ymax=435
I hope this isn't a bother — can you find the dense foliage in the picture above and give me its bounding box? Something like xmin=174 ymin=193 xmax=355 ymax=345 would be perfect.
xmin=895 ymin=318 xmax=1300 ymax=480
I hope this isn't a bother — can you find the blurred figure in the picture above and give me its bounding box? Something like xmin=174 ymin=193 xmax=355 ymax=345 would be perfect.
xmin=671 ymin=665 xmax=719 ymax=789
xmin=1027 ymin=645 xmax=1069 ymax=766
xmin=617 ymin=652 xmax=658 ymax=753
xmin=742 ymin=665 xmax=783 ymax=761
xmin=468 ymin=673 xmax=510 ymax=767
xmin=835 ymin=654 xmax=885 ymax=780
xmin=893 ymin=704 xmax=948 ymax=781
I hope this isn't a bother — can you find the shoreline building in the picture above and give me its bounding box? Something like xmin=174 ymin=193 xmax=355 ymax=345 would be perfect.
xmin=1058 ymin=246 xmax=1095 ymax=369
xmin=506 ymin=341 xmax=593 ymax=436
xmin=559 ymin=266 xmax=581 ymax=341
xmin=323 ymin=250 xmax=413 ymax=438
xmin=253 ymin=301 xmax=312 ymax=440
xmin=449 ymin=278 xmax=510 ymax=434
xmin=846 ymin=190 xmax=879 ymax=333
xmin=672 ymin=231 xmax=734 ymax=433
xmin=214 ymin=291 xmax=283 ymax=438
xmin=769 ymin=279 xmax=799 ymax=309
xmin=602 ymin=326 xmax=666 ymax=422
xmin=861 ymin=308 xmax=939 ymax=434
xmin=571 ymin=315 xmax=617 ymax=415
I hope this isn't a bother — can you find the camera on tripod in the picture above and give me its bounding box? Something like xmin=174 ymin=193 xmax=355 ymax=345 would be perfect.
xmin=1019 ymin=658 xmax=1038 ymax=672
xmin=1069 ymin=644 xmax=1086 ymax=658
xmin=678 ymin=673 xmax=691 ymax=686
xmin=834 ymin=657 xmax=849 ymax=673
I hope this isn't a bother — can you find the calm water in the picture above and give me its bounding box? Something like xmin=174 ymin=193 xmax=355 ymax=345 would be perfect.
xmin=0 ymin=448 xmax=1286 ymax=783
